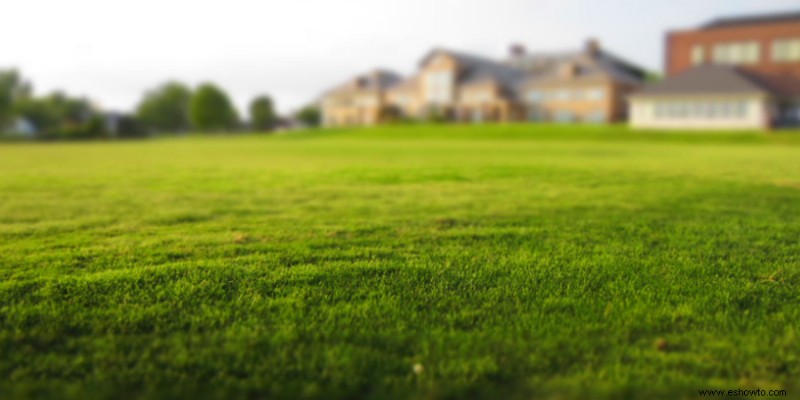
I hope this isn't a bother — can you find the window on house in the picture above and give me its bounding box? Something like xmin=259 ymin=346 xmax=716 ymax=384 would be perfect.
xmin=669 ymin=102 xmax=681 ymax=118
xmin=528 ymin=109 xmax=545 ymax=121
xmin=392 ymin=95 xmax=406 ymax=107
xmin=555 ymin=110 xmax=574 ymax=122
xmin=357 ymin=96 xmax=377 ymax=107
xmin=710 ymin=102 xmax=719 ymax=118
xmin=720 ymin=102 xmax=732 ymax=118
xmin=691 ymin=45 xmax=705 ymax=65
xmin=650 ymin=100 xmax=755 ymax=120
xmin=464 ymin=91 xmax=489 ymax=104
xmin=425 ymin=71 xmax=454 ymax=104
xmin=773 ymin=39 xmax=800 ymax=62
xmin=676 ymin=102 xmax=689 ymax=118
xmin=585 ymin=111 xmax=606 ymax=123
xmin=476 ymin=92 xmax=491 ymax=103
xmin=528 ymin=90 xmax=544 ymax=103
xmin=702 ymin=103 xmax=714 ymax=117
xmin=735 ymin=102 xmax=748 ymax=118
xmin=689 ymin=102 xmax=701 ymax=117
xmin=713 ymin=42 xmax=760 ymax=64
xmin=585 ymin=88 xmax=606 ymax=101
xmin=655 ymin=103 xmax=666 ymax=119
xmin=472 ymin=109 xmax=483 ymax=123
xmin=555 ymin=90 xmax=571 ymax=101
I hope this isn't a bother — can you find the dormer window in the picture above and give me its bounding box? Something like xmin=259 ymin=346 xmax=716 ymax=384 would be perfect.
xmin=425 ymin=71 xmax=454 ymax=104
xmin=527 ymin=90 xmax=544 ymax=103
xmin=559 ymin=63 xmax=578 ymax=79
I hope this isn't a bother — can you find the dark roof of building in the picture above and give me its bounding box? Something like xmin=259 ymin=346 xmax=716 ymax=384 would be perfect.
xmin=371 ymin=70 xmax=404 ymax=89
xmin=389 ymin=74 xmax=421 ymax=92
xmin=521 ymin=53 xmax=646 ymax=86
xmin=507 ymin=46 xmax=648 ymax=86
xmin=701 ymin=11 xmax=800 ymax=29
xmin=420 ymin=48 xmax=527 ymax=96
xmin=631 ymin=65 xmax=774 ymax=97
xmin=752 ymin=73 xmax=800 ymax=98
xmin=324 ymin=69 xmax=403 ymax=96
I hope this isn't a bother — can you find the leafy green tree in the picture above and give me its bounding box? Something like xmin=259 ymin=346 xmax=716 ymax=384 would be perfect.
xmin=378 ymin=105 xmax=403 ymax=124
xmin=53 ymin=92 xmax=93 ymax=126
xmin=249 ymin=95 xmax=276 ymax=131
xmin=114 ymin=114 xmax=148 ymax=138
xmin=14 ymin=97 xmax=59 ymax=134
xmin=0 ymin=69 xmax=32 ymax=130
xmin=189 ymin=83 xmax=239 ymax=132
xmin=82 ymin=115 xmax=108 ymax=139
xmin=295 ymin=105 xmax=320 ymax=127
xmin=136 ymin=81 xmax=191 ymax=133
xmin=15 ymin=92 xmax=100 ymax=139
xmin=424 ymin=106 xmax=447 ymax=123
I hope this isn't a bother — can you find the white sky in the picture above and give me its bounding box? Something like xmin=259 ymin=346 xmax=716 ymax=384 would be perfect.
xmin=1 ymin=0 xmax=797 ymax=115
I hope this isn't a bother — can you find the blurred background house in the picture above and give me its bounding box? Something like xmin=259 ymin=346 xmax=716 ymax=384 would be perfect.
xmin=630 ymin=11 xmax=800 ymax=130
xmin=513 ymin=40 xmax=646 ymax=123
xmin=321 ymin=40 xmax=647 ymax=127
xmin=387 ymin=48 xmax=527 ymax=123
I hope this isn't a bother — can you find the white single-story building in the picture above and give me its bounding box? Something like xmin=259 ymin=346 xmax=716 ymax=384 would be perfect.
xmin=629 ymin=65 xmax=778 ymax=130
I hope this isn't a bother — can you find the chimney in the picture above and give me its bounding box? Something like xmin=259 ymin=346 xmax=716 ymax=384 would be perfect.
xmin=585 ymin=38 xmax=601 ymax=58
xmin=509 ymin=43 xmax=526 ymax=58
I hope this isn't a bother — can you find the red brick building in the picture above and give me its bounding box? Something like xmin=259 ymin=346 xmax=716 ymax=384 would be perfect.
xmin=631 ymin=12 xmax=800 ymax=130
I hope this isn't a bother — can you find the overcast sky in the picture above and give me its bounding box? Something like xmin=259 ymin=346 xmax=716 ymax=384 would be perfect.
xmin=2 ymin=0 xmax=797 ymax=115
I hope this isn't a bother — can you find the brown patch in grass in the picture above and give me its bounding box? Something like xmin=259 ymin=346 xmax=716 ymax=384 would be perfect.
xmin=435 ymin=218 xmax=458 ymax=230
xmin=233 ymin=233 xmax=250 ymax=244
xmin=775 ymin=180 xmax=800 ymax=190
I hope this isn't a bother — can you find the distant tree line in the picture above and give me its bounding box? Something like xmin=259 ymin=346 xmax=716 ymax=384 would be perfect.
xmin=0 ymin=68 xmax=321 ymax=140
xmin=0 ymin=70 xmax=114 ymax=139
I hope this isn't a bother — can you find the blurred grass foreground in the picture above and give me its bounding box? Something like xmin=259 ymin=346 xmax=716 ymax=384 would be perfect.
xmin=1 ymin=124 xmax=800 ymax=399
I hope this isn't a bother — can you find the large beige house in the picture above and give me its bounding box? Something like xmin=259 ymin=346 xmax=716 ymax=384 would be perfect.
xmin=515 ymin=41 xmax=646 ymax=123
xmin=384 ymin=48 xmax=527 ymax=123
xmin=321 ymin=40 xmax=648 ymax=126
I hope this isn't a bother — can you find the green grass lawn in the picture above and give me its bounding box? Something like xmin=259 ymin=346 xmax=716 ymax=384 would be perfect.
xmin=1 ymin=124 xmax=799 ymax=399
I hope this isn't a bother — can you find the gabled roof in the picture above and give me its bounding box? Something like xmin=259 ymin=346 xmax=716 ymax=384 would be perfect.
xmin=419 ymin=48 xmax=527 ymax=97
xmin=323 ymin=69 xmax=403 ymax=97
xmin=388 ymin=74 xmax=421 ymax=93
xmin=630 ymin=65 xmax=773 ymax=97
xmin=701 ymin=11 xmax=800 ymax=30
xmin=369 ymin=70 xmax=404 ymax=89
xmin=750 ymin=73 xmax=800 ymax=98
xmin=510 ymin=47 xmax=647 ymax=86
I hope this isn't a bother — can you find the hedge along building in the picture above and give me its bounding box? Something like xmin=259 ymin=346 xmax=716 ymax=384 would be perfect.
xmin=630 ymin=11 xmax=800 ymax=130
